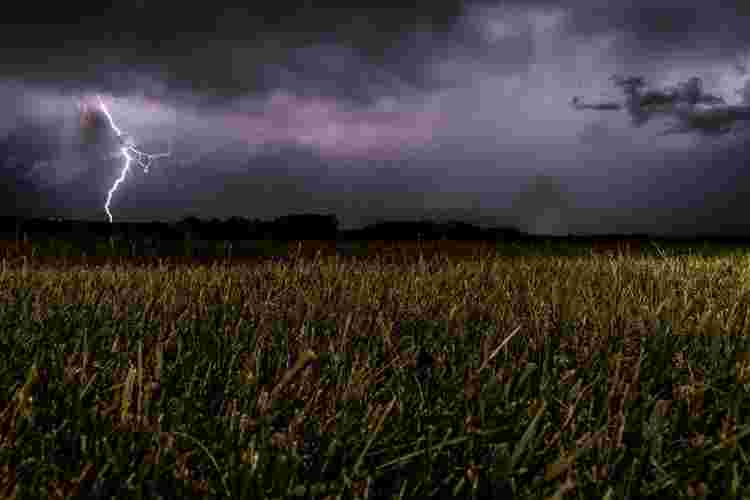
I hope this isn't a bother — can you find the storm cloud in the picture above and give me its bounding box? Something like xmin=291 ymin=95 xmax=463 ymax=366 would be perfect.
xmin=2 ymin=1 xmax=750 ymax=235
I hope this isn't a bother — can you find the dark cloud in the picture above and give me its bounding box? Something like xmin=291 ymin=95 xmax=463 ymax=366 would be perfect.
xmin=571 ymin=74 xmax=750 ymax=137
xmin=1 ymin=4 xmax=477 ymax=102
xmin=1 ymin=1 xmax=750 ymax=235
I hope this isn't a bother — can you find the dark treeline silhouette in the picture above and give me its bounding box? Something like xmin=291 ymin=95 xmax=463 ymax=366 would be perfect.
xmin=0 ymin=214 xmax=524 ymax=243
xmin=2 ymin=214 xmax=750 ymax=260
xmin=341 ymin=219 xmax=525 ymax=241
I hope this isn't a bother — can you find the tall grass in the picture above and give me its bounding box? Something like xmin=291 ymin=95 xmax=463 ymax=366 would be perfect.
xmin=1 ymin=242 xmax=750 ymax=498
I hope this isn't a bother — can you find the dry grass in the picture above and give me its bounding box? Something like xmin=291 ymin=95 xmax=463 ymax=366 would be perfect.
xmin=1 ymin=240 xmax=750 ymax=498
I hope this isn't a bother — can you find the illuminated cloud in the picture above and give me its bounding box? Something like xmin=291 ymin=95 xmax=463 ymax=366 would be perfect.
xmin=216 ymin=90 xmax=444 ymax=159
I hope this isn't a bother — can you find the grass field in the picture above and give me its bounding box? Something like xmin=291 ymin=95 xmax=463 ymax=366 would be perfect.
xmin=2 ymin=239 xmax=750 ymax=498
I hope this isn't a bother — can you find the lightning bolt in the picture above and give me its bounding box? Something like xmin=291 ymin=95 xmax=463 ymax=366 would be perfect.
xmin=94 ymin=95 xmax=171 ymax=223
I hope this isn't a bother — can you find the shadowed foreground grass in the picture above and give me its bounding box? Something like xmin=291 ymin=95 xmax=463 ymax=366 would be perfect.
xmin=2 ymin=244 xmax=750 ymax=498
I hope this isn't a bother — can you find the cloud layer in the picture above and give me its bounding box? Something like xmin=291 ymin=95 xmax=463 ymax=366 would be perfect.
xmin=2 ymin=1 xmax=750 ymax=235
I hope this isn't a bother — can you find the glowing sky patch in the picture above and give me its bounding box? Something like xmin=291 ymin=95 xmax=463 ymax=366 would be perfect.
xmin=221 ymin=91 xmax=444 ymax=158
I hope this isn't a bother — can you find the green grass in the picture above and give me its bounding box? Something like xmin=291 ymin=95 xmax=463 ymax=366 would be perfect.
xmin=2 ymin=243 xmax=750 ymax=498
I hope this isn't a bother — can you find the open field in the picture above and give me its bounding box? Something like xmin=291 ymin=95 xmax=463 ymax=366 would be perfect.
xmin=2 ymin=235 xmax=745 ymax=268
xmin=2 ymin=240 xmax=750 ymax=498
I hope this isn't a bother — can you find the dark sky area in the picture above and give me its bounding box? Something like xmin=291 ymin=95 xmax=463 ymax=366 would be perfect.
xmin=2 ymin=1 xmax=750 ymax=235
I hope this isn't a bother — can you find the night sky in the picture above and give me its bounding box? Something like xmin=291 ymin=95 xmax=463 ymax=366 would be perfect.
xmin=3 ymin=1 xmax=750 ymax=236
